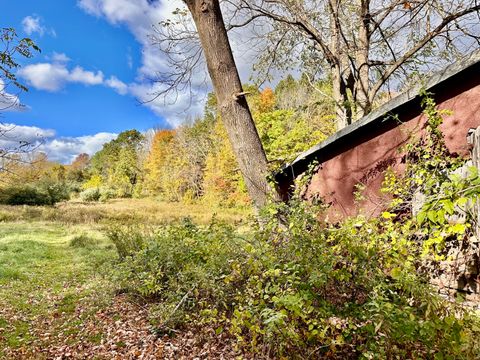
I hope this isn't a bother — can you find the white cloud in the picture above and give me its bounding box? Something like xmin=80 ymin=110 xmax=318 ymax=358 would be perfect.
xmin=41 ymin=132 xmax=118 ymax=163
xmin=77 ymin=0 xmax=209 ymax=126
xmin=21 ymin=15 xmax=56 ymax=37
xmin=69 ymin=66 xmax=104 ymax=85
xmin=51 ymin=52 xmax=71 ymax=63
xmin=105 ymin=76 xmax=128 ymax=95
xmin=0 ymin=123 xmax=55 ymax=145
xmin=18 ymin=63 xmax=70 ymax=92
xmin=76 ymin=0 xmax=265 ymax=127
xmin=18 ymin=62 xmax=105 ymax=91
xmin=78 ymin=0 xmax=180 ymax=76
xmin=0 ymin=123 xmax=117 ymax=163
xmin=22 ymin=15 xmax=45 ymax=36
xmin=129 ymin=81 xmax=204 ymax=126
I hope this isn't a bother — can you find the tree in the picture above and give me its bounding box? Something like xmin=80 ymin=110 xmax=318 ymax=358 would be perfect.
xmin=203 ymin=119 xmax=250 ymax=207
xmin=142 ymin=125 xmax=209 ymax=201
xmin=258 ymin=87 xmax=275 ymax=113
xmin=89 ymin=130 xmax=145 ymax=196
xmin=227 ymin=0 xmax=480 ymax=128
xmin=143 ymin=130 xmax=176 ymax=194
xmin=111 ymin=146 xmax=141 ymax=197
xmin=71 ymin=153 xmax=90 ymax=171
xmin=158 ymin=0 xmax=277 ymax=209
xmin=67 ymin=153 xmax=90 ymax=182
xmin=251 ymin=79 xmax=334 ymax=165
xmin=1 ymin=27 xmax=39 ymax=110
xmin=1 ymin=27 xmax=40 ymax=171
xmin=91 ymin=130 xmax=144 ymax=178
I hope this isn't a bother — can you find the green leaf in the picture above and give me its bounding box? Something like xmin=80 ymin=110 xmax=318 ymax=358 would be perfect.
xmin=391 ymin=267 xmax=402 ymax=279
xmin=417 ymin=211 xmax=426 ymax=224
xmin=443 ymin=200 xmax=454 ymax=215
xmin=427 ymin=210 xmax=437 ymax=223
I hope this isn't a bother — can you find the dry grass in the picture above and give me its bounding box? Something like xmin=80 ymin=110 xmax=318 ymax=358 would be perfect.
xmin=0 ymin=198 xmax=252 ymax=225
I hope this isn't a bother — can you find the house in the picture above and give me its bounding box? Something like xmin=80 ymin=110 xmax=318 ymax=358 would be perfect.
xmin=275 ymin=51 xmax=480 ymax=220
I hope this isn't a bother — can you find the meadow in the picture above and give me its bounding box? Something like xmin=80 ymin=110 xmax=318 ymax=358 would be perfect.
xmin=0 ymin=198 xmax=251 ymax=225
xmin=0 ymin=199 xmax=249 ymax=359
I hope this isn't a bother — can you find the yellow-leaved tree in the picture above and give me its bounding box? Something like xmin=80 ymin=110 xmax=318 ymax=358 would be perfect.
xmin=203 ymin=120 xmax=250 ymax=207
xmin=143 ymin=129 xmax=175 ymax=195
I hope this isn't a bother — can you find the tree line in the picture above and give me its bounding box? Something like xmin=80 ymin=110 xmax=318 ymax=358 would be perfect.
xmin=0 ymin=75 xmax=335 ymax=206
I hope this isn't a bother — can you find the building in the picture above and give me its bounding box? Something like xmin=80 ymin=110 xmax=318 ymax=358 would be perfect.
xmin=275 ymin=51 xmax=480 ymax=220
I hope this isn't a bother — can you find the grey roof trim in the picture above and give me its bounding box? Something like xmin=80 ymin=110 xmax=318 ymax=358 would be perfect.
xmin=283 ymin=50 xmax=480 ymax=172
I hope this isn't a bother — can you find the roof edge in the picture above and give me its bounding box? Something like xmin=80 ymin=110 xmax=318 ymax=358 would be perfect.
xmin=280 ymin=50 xmax=480 ymax=175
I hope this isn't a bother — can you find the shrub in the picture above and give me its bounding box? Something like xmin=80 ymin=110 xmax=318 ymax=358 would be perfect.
xmin=109 ymin=218 xmax=247 ymax=328
xmin=99 ymin=187 xmax=116 ymax=202
xmin=110 ymin=201 xmax=480 ymax=358
xmin=67 ymin=181 xmax=82 ymax=194
xmin=0 ymin=186 xmax=51 ymax=205
xmin=79 ymin=188 xmax=101 ymax=202
xmin=106 ymin=224 xmax=154 ymax=259
xmin=0 ymin=179 xmax=70 ymax=206
xmin=39 ymin=180 xmax=70 ymax=204
xmin=69 ymin=234 xmax=98 ymax=248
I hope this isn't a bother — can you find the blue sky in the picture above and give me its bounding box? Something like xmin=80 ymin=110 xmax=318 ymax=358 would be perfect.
xmin=1 ymin=0 xmax=198 ymax=163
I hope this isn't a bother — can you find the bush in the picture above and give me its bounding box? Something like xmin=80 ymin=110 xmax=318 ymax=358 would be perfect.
xmin=99 ymin=187 xmax=116 ymax=202
xmin=39 ymin=179 xmax=70 ymax=204
xmin=0 ymin=186 xmax=50 ymax=205
xmin=79 ymin=188 xmax=101 ymax=202
xmin=78 ymin=187 xmax=117 ymax=202
xmin=106 ymin=224 xmax=153 ymax=259
xmin=67 ymin=182 xmax=82 ymax=194
xmin=109 ymin=218 xmax=247 ymax=329
xmin=0 ymin=181 xmax=69 ymax=206
xmin=69 ymin=234 xmax=98 ymax=248
xmin=109 ymin=202 xmax=480 ymax=358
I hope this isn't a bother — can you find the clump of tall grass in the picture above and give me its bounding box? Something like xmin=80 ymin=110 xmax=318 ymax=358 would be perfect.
xmin=69 ymin=234 xmax=98 ymax=248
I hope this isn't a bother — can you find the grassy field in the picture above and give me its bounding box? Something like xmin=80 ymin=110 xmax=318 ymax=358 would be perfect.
xmin=0 ymin=198 xmax=251 ymax=225
xmin=0 ymin=199 xmax=250 ymax=359
xmin=0 ymin=222 xmax=115 ymax=358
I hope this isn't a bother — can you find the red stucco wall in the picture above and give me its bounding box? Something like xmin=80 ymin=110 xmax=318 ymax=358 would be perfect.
xmin=305 ymin=80 xmax=480 ymax=220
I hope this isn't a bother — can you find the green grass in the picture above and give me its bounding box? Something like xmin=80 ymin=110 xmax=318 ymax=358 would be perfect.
xmin=0 ymin=201 xmax=250 ymax=358
xmin=0 ymin=222 xmax=115 ymax=358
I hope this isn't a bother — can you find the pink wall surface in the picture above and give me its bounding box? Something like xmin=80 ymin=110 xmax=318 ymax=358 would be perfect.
xmin=304 ymin=77 xmax=480 ymax=220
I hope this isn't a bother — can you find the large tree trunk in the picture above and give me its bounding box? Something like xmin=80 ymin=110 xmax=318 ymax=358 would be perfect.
xmin=185 ymin=0 xmax=273 ymax=208
xmin=329 ymin=0 xmax=352 ymax=130
xmin=332 ymin=65 xmax=350 ymax=130
xmin=354 ymin=0 xmax=371 ymax=120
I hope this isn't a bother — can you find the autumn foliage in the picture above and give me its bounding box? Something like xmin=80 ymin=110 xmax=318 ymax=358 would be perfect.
xmin=0 ymin=75 xmax=336 ymax=207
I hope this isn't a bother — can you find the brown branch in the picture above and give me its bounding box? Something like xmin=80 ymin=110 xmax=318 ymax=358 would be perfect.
xmin=369 ymin=4 xmax=480 ymax=102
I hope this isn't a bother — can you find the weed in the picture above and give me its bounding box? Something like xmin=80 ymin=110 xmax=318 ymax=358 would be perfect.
xmin=69 ymin=234 xmax=98 ymax=248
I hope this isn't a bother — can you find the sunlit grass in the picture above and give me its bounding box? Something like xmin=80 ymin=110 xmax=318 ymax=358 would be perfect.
xmin=0 ymin=199 xmax=251 ymax=357
xmin=0 ymin=222 xmax=115 ymax=356
xmin=0 ymin=198 xmax=252 ymax=225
